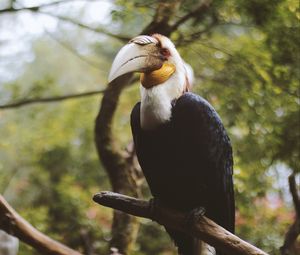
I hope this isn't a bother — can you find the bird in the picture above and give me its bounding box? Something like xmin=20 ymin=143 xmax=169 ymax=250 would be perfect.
xmin=108 ymin=34 xmax=235 ymax=255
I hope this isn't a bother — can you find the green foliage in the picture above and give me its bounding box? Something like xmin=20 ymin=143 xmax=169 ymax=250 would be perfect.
xmin=0 ymin=0 xmax=299 ymax=254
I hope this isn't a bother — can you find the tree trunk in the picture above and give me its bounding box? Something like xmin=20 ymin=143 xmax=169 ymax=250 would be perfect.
xmin=94 ymin=74 xmax=140 ymax=254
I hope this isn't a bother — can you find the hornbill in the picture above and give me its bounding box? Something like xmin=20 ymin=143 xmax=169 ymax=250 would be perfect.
xmin=108 ymin=34 xmax=235 ymax=255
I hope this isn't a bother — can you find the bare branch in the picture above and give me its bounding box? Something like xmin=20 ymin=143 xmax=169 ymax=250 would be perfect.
xmin=93 ymin=191 xmax=269 ymax=255
xmin=0 ymin=0 xmax=104 ymax=14
xmin=0 ymin=195 xmax=82 ymax=255
xmin=0 ymin=90 xmax=105 ymax=110
xmin=36 ymin=11 xmax=130 ymax=42
xmin=0 ymin=2 xmax=131 ymax=42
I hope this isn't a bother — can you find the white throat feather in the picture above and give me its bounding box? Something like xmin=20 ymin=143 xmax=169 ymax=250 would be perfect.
xmin=140 ymin=65 xmax=186 ymax=130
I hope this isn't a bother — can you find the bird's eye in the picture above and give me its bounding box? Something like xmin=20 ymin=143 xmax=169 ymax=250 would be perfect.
xmin=160 ymin=48 xmax=170 ymax=57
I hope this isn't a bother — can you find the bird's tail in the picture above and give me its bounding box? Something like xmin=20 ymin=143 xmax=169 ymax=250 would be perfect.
xmin=198 ymin=241 xmax=217 ymax=255
xmin=192 ymin=239 xmax=202 ymax=255
xmin=178 ymin=238 xmax=216 ymax=255
xmin=191 ymin=239 xmax=216 ymax=255
xmin=166 ymin=229 xmax=216 ymax=255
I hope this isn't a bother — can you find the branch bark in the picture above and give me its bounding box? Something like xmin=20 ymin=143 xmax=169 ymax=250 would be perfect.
xmin=94 ymin=75 xmax=141 ymax=254
xmin=289 ymin=173 xmax=300 ymax=217
xmin=93 ymin=191 xmax=269 ymax=255
xmin=280 ymin=173 xmax=300 ymax=255
xmin=0 ymin=195 xmax=82 ymax=255
xmin=0 ymin=90 xmax=105 ymax=110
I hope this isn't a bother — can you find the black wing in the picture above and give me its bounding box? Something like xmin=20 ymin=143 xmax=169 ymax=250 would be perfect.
xmin=131 ymin=92 xmax=235 ymax=233
xmin=173 ymin=92 xmax=235 ymax=233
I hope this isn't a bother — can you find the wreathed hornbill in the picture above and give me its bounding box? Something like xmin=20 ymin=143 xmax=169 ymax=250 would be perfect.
xmin=108 ymin=34 xmax=235 ymax=255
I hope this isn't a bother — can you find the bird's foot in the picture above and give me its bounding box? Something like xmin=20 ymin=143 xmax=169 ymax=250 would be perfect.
xmin=148 ymin=197 xmax=161 ymax=220
xmin=185 ymin=206 xmax=206 ymax=227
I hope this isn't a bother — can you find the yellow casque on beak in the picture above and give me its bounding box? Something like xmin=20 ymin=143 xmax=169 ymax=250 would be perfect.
xmin=140 ymin=63 xmax=176 ymax=89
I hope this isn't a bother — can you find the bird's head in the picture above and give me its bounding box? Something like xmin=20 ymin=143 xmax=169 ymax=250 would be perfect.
xmin=108 ymin=34 xmax=187 ymax=89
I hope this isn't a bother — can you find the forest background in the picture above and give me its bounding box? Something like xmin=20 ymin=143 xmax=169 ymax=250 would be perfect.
xmin=0 ymin=0 xmax=299 ymax=254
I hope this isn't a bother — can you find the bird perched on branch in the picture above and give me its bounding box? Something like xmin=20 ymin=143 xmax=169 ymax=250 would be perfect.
xmin=108 ymin=34 xmax=235 ymax=255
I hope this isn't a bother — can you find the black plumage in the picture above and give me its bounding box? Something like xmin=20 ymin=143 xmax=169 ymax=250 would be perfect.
xmin=131 ymin=92 xmax=235 ymax=255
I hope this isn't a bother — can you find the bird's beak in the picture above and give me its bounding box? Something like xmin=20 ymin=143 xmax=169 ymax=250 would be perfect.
xmin=108 ymin=39 xmax=164 ymax=83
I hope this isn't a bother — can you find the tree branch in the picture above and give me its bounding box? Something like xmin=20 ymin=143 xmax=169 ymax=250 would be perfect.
xmin=280 ymin=173 xmax=300 ymax=255
xmin=0 ymin=89 xmax=105 ymax=110
xmin=0 ymin=195 xmax=82 ymax=255
xmin=93 ymin=191 xmax=269 ymax=255
xmin=289 ymin=173 xmax=300 ymax=217
xmin=94 ymin=75 xmax=141 ymax=254
xmin=0 ymin=0 xmax=99 ymax=13
xmin=0 ymin=2 xmax=130 ymax=42
xmin=36 ymin=11 xmax=130 ymax=42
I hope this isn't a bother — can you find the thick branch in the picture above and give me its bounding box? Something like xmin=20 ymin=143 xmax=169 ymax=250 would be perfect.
xmin=94 ymin=75 xmax=135 ymax=192
xmin=93 ymin=191 xmax=269 ymax=255
xmin=289 ymin=173 xmax=300 ymax=217
xmin=0 ymin=195 xmax=82 ymax=255
xmin=0 ymin=89 xmax=105 ymax=110
xmin=280 ymin=219 xmax=300 ymax=255
xmin=280 ymin=173 xmax=300 ymax=255
xmin=94 ymin=75 xmax=141 ymax=253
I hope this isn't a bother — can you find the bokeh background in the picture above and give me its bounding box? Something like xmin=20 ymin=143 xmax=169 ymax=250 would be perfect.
xmin=0 ymin=0 xmax=299 ymax=254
